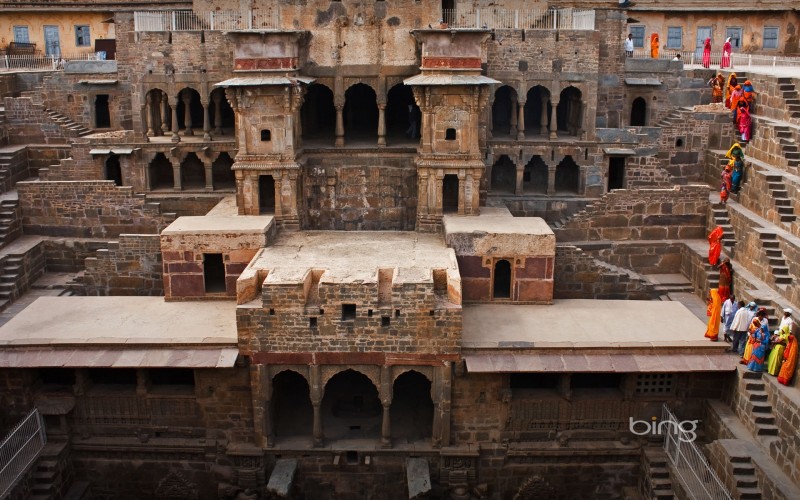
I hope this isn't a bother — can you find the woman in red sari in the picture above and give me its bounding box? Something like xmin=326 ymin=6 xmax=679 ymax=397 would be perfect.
xmin=721 ymin=37 xmax=732 ymax=68
xmin=702 ymin=38 xmax=712 ymax=68
xmin=778 ymin=332 xmax=798 ymax=385
xmin=708 ymin=226 xmax=724 ymax=265
xmin=736 ymin=101 xmax=752 ymax=142
xmin=720 ymin=165 xmax=732 ymax=204
xmin=717 ymin=258 xmax=733 ymax=303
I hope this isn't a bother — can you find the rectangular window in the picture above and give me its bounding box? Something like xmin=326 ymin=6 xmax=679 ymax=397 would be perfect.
xmin=666 ymin=27 xmax=682 ymax=49
xmin=763 ymin=27 xmax=779 ymax=49
xmin=726 ymin=27 xmax=742 ymax=49
xmin=75 ymin=25 xmax=91 ymax=47
xmin=630 ymin=26 xmax=645 ymax=48
xmin=13 ymin=26 xmax=30 ymax=44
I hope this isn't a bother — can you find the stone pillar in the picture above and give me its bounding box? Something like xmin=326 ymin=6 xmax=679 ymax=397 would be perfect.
xmin=517 ymin=100 xmax=526 ymax=140
xmin=251 ymin=365 xmax=273 ymax=447
xmin=457 ymin=172 xmax=466 ymax=215
xmin=515 ymin=161 xmax=525 ymax=195
xmin=432 ymin=362 xmax=452 ymax=448
xmin=202 ymin=99 xmax=211 ymax=141
xmin=136 ymin=369 xmax=148 ymax=396
xmin=377 ymin=104 xmax=386 ymax=147
xmin=171 ymin=158 xmax=182 ymax=191
xmin=550 ymin=100 xmax=559 ymax=139
xmin=509 ymin=99 xmax=518 ymax=135
xmin=203 ymin=157 xmax=214 ymax=190
xmin=547 ymin=165 xmax=556 ymax=194
xmin=540 ymin=95 xmax=549 ymax=135
xmin=212 ymin=91 xmax=223 ymax=135
xmin=380 ymin=366 xmax=392 ymax=448
xmin=170 ymin=104 xmax=180 ymax=143
xmin=310 ymin=364 xmax=324 ymax=447
xmin=182 ymin=91 xmax=194 ymax=136
xmin=145 ymin=94 xmax=154 ymax=137
xmin=161 ymin=91 xmax=170 ymax=134
xmin=334 ymin=104 xmax=345 ymax=147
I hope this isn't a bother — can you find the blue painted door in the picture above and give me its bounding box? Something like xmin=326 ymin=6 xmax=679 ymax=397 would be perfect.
xmin=43 ymin=26 xmax=60 ymax=57
xmin=13 ymin=26 xmax=30 ymax=43
xmin=695 ymin=27 xmax=712 ymax=58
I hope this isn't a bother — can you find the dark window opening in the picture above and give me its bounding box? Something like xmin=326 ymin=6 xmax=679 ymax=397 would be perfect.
xmin=493 ymin=259 xmax=512 ymax=299
xmin=261 ymin=129 xmax=271 ymax=141
xmin=95 ymin=94 xmax=110 ymax=128
xmin=491 ymin=155 xmax=516 ymax=194
xmin=675 ymin=138 xmax=684 ymax=148
xmin=310 ymin=317 xmax=318 ymax=328
xmin=391 ymin=371 xmax=433 ymax=440
xmin=555 ymin=156 xmax=580 ymax=194
xmin=346 ymin=451 xmax=358 ymax=464
xmin=176 ymin=88 xmax=203 ymax=134
xmin=272 ymin=370 xmax=313 ymax=437
xmin=269 ymin=308 xmax=276 ymax=315
xmin=105 ymin=154 xmax=122 ymax=186
xmin=381 ymin=316 xmax=391 ymax=327
xmin=570 ymin=373 xmax=622 ymax=389
xmin=492 ymin=85 xmax=517 ymax=136
xmin=212 ymin=152 xmax=235 ymax=190
xmin=322 ymin=370 xmax=381 ymax=440
xmin=203 ymin=253 xmax=226 ymax=293
xmin=149 ymin=368 xmax=194 ymax=386
xmin=630 ymin=97 xmax=647 ymax=126
xmin=608 ymin=157 xmax=625 ymax=191
xmin=39 ymin=368 xmax=75 ymax=390
xmin=445 ymin=128 xmax=456 ymax=140
xmin=442 ymin=174 xmax=459 ymax=213
xmin=301 ymin=84 xmax=336 ymax=143
xmin=523 ymin=155 xmax=548 ymax=194
xmin=524 ymin=85 xmax=552 ymax=136
xmin=209 ymin=88 xmax=235 ymax=135
xmin=89 ymin=368 xmax=136 ymax=385
xmin=180 ymin=152 xmax=206 ymax=190
xmin=342 ymin=304 xmax=356 ymax=321
xmin=386 ymin=83 xmax=420 ymax=143
xmin=259 ymin=175 xmax=276 ymax=214
xmin=556 ymin=86 xmax=582 ymax=136
xmin=344 ymin=83 xmax=378 ymax=140
xmin=510 ymin=373 xmax=559 ymax=389
xmin=148 ymin=152 xmax=173 ymax=191
xmin=395 ymin=309 xmax=400 ymax=317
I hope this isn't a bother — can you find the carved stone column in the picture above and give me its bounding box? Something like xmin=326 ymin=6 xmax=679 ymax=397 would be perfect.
xmin=515 ymin=160 xmax=525 ymax=195
xmin=517 ymin=100 xmax=526 ymax=140
xmin=377 ymin=104 xmax=386 ymax=147
xmin=203 ymin=157 xmax=213 ymax=190
xmin=251 ymin=365 xmax=273 ymax=447
xmin=212 ymin=92 xmax=223 ymax=135
xmin=182 ymin=91 xmax=194 ymax=136
xmin=550 ymin=100 xmax=559 ymax=139
xmin=171 ymin=157 xmax=182 ymax=190
xmin=202 ymin=99 xmax=211 ymax=141
xmin=547 ymin=165 xmax=557 ymax=194
xmin=509 ymin=98 xmax=518 ymax=135
xmin=310 ymin=364 xmax=324 ymax=447
xmin=160 ymin=91 xmax=170 ymax=134
xmin=170 ymin=104 xmax=180 ymax=143
xmin=334 ymin=104 xmax=345 ymax=147
xmin=380 ymin=366 xmax=392 ymax=448
xmin=540 ymin=94 xmax=549 ymax=135
xmin=145 ymin=94 xmax=154 ymax=137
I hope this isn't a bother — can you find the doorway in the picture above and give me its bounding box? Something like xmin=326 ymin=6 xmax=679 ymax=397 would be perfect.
xmin=259 ymin=175 xmax=276 ymax=214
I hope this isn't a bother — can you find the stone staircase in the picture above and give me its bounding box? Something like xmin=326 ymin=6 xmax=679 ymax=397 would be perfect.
xmin=763 ymin=172 xmax=797 ymax=224
xmin=729 ymin=454 xmax=762 ymax=500
xmin=45 ymin=109 xmax=92 ymax=137
xmin=741 ymin=370 xmax=780 ymax=440
xmin=770 ymin=123 xmax=800 ymax=171
xmin=710 ymin=201 xmax=736 ymax=250
xmin=777 ymin=77 xmax=800 ymax=121
xmin=656 ymin=109 xmax=683 ymax=128
xmin=0 ymin=198 xmax=21 ymax=247
xmin=755 ymin=230 xmax=791 ymax=287
xmin=0 ymin=253 xmax=25 ymax=308
xmin=641 ymin=447 xmax=675 ymax=500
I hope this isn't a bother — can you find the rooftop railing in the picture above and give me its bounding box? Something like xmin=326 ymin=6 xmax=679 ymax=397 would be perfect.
xmin=442 ymin=8 xmax=595 ymax=31
xmin=134 ymin=9 xmax=281 ymax=32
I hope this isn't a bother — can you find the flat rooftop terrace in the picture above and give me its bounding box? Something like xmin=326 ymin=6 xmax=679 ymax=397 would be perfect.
xmin=251 ymin=231 xmax=457 ymax=283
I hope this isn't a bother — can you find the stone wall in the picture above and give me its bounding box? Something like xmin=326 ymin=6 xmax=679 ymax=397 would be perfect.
xmin=2 ymin=97 xmax=71 ymax=145
xmin=26 ymin=146 xmax=71 ymax=179
xmin=0 ymin=238 xmax=46 ymax=303
xmin=554 ymin=185 xmax=708 ymax=241
xmin=42 ymin=238 xmax=109 ymax=272
xmin=84 ymin=234 xmax=164 ymax=296
xmin=587 ymin=241 xmax=684 ymax=274
xmin=554 ymin=244 xmax=656 ymax=299
xmin=41 ymin=70 xmax=132 ymax=131
xmin=18 ymin=180 xmax=175 ymax=237
xmin=749 ymin=74 xmax=800 ymax=127
xmin=0 ymin=146 xmax=29 ymax=194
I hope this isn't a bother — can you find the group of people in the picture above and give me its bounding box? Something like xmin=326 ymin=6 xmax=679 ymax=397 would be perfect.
xmin=701 ymin=37 xmax=733 ymax=69
xmin=709 ymin=73 xmax=755 ymax=142
xmin=718 ymin=143 xmax=746 ymax=204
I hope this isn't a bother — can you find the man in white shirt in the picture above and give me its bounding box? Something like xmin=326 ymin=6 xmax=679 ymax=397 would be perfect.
xmin=729 ymin=301 xmax=757 ymax=355
xmin=721 ymin=294 xmax=738 ymax=342
xmin=624 ymin=34 xmax=634 ymax=57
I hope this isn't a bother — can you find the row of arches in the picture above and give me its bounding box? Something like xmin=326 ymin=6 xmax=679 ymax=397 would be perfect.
xmin=492 ymin=85 xmax=583 ymax=138
xmin=272 ymin=369 xmax=433 ymax=443
xmin=144 ymin=87 xmax=235 ymax=140
xmin=490 ymin=155 xmax=581 ymax=194
xmin=147 ymin=152 xmax=235 ymax=191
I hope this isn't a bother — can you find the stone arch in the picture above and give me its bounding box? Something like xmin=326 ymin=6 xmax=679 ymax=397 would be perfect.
xmin=557 ymin=86 xmax=582 ymax=135
xmin=271 ymin=369 xmax=313 ymax=438
xmin=492 ymin=85 xmax=518 ymax=136
xmin=523 ymin=155 xmax=548 ymax=194
xmin=209 ymin=87 xmax=235 ymax=135
xmin=391 ymin=370 xmax=433 ymax=440
xmin=105 ymin=154 xmax=122 ymax=186
xmin=211 ymin=152 xmax=235 ymax=190
xmin=493 ymin=259 xmax=512 ymax=299
xmin=176 ymin=87 xmax=203 ymax=136
xmin=322 ymin=368 xmax=382 ymax=440
xmin=145 ymin=87 xmax=169 ymax=137
xmin=442 ymin=174 xmax=459 ymax=214
xmin=631 ymin=96 xmax=647 ymax=126
xmin=491 ymin=155 xmax=516 ymax=193
xmin=344 ymin=83 xmax=378 ymax=140
xmin=301 ymin=83 xmax=336 ymax=142
xmin=180 ymin=152 xmax=205 ymax=190
xmin=524 ymin=85 xmax=552 ymax=135
xmin=148 ymin=152 xmax=173 ymax=191
xmin=321 ymin=365 xmax=381 ymax=390
xmin=392 ymin=366 xmax=433 ymax=385
xmin=555 ymin=155 xmax=580 ymax=193
xmin=386 ymin=83 xmax=419 ymax=143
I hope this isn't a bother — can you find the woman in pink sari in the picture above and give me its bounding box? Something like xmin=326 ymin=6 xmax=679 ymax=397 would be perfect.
xmin=721 ymin=37 xmax=732 ymax=69
xmin=702 ymin=38 xmax=712 ymax=68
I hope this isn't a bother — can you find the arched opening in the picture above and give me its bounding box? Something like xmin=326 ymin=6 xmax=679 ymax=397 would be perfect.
xmin=491 ymin=155 xmax=516 ymax=193
xmin=524 ymin=86 xmax=551 ymax=135
xmin=386 ymin=83 xmax=419 ymax=143
xmin=180 ymin=152 xmax=205 ymax=189
xmin=344 ymin=83 xmax=378 ymax=141
xmin=524 ymin=155 xmax=548 ymax=194
xmin=391 ymin=371 xmax=433 ymax=442
xmin=442 ymin=174 xmax=459 ymax=213
xmin=630 ymin=97 xmax=647 ymax=126
xmin=271 ymin=370 xmax=313 ymax=439
xmin=301 ymin=84 xmax=336 ymax=144
xmin=322 ymin=369 xmax=381 ymax=441
xmin=557 ymin=86 xmax=582 ymax=136
xmin=493 ymin=259 xmax=512 ymax=299
xmin=492 ymin=85 xmax=517 ymax=136
xmin=212 ymin=152 xmax=235 ymax=190
xmin=209 ymin=88 xmax=235 ymax=136
xmin=259 ymin=175 xmax=276 ymax=214
xmin=95 ymin=94 xmax=110 ymax=128
xmin=555 ymin=156 xmax=580 ymax=194
xmin=148 ymin=153 xmax=173 ymax=190
xmin=145 ymin=88 xmax=168 ymax=136
xmin=105 ymin=154 xmax=122 ymax=186
xmin=176 ymin=88 xmax=203 ymax=136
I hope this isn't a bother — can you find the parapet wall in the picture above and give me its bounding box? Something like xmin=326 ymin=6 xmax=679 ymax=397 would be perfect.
xmin=84 ymin=234 xmax=164 ymax=296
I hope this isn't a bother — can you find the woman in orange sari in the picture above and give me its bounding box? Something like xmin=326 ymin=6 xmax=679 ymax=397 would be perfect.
xmin=724 ymin=73 xmax=738 ymax=108
xmin=650 ymin=33 xmax=659 ymax=59
xmin=777 ymin=332 xmax=797 ymax=385
xmin=704 ymin=288 xmax=722 ymax=341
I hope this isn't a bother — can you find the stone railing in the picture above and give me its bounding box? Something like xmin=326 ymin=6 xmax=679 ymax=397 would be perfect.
xmin=134 ymin=9 xmax=281 ymax=32
xmin=441 ymin=8 xmax=595 ymax=31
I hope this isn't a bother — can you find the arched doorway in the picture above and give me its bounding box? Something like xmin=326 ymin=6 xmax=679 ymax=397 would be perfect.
xmin=145 ymin=88 xmax=168 ymax=137
xmin=344 ymin=83 xmax=378 ymax=141
xmin=391 ymin=371 xmax=433 ymax=442
xmin=493 ymin=259 xmax=512 ymax=299
xmin=386 ymin=83 xmax=419 ymax=143
xmin=301 ymin=84 xmax=336 ymax=143
xmin=271 ymin=370 xmax=313 ymax=439
xmin=442 ymin=174 xmax=459 ymax=213
xmin=491 ymin=155 xmax=516 ymax=193
xmin=176 ymin=87 xmax=203 ymax=136
xmin=555 ymin=156 xmax=580 ymax=193
xmin=525 ymin=86 xmax=551 ymax=135
xmin=557 ymin=86 xmax=582 ymax=136
xmin=322 ymin=370 xmax=381 ymax=441
xmin=209 ymin=88 xmax=235 ymax=135
xmin=630 ymin=97 xmax=647 ymax=126
xmin=524 ymin=155 xmax=548 ymax=194
xmin=259 ymin=175 xmax=275 ymax=214
xmin=212 ymin=152 xmax=235 ymax=190
xmin=492 ymin=85 xmax=517 ymax=136
xmin=105 ymin=154 xmax=122 ymax=186
xmin=148 ymin=153 xmax=173 ymax=190
xmin=180 ymin=152 xmax=205 ymax=189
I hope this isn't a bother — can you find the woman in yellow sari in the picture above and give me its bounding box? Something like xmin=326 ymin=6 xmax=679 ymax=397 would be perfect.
xmin=704 ymin=288 xmax=722 ymax=341
xmin=725 ymin=73 xmax=738 ymax=108
xmin=650 ymin=33 xmax=659 ymax=59
xmin=767 ymin=323 xmax=790 ymax=375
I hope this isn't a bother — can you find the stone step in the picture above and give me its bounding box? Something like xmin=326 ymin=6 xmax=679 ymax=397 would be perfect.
xmin=779 ymin=214 xmax=797 ymax=223
xmin=765 ymin=248 xmax=783 ymax=257
xmin=757 ymin=232 xmax=777 ymax=240
xmin=732 ymin=465 xmax=755 ymax=475
xmin=756 ymin=425 xmax=779 ymax=436
xmin=775 ymin=198 xmax=792 ymax=206
xmin=751 ymin=403 xmax=772 ymax=413
xmin=772 ymin=265 xmax=790 ymax=275
xmin=745 ymin=381 xmax=765 ymax=390
xmin=775 ymin=275 xmax=792 ymax=284
xmin=736 ymin=476 xmax=758 ymax=488
xmin=737 ymin=487 xmax=762 ymax=500
xmin=762 ymin=240 xmax=779 ymax=248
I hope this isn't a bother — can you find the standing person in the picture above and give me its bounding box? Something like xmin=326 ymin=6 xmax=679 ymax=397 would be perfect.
xmin=729 ymin=85 xmax=744 ymax=117
xmin=708 ymin=226 xmax=724 ymax=266
xmin=650 ymin=33 xmax=659 ymax=59
xmin=721 ymin=294 xmax=738 ymax=342
xmin=720 ymin=166 xmax=732 ymax=204
xmin=721 ymin=37 xmax=732 ymax=68
xmin=742 ymin=80 xmax=756 ymax=112
xmin=736 ymin=100 xmax=752 ymax=142
xmin=725 ymin=73 xmax=738 ymax=108
xmin=726 ymin=143 xmax=746 ymax=192
xmin=767 ymin=310 xmax=793 ymax=376
xmin=729 ymin=300 xmax=751 ymax=353
xmin=405 ymin=105 xmax=418 ymax=139
xmin=702 ymin=37 xmax=712 ymax=68
xmin=624 ymin=34 xmax=635 ymax=57
xmin=718 ymin=258 xmax=733 ymax=303
xmin=708 ymin=74 xmax=724 ymax=104
xmin=704 ymin=288 xmax=723 ymax=341
xmin=745 ymin=310 xmax=770 ymax=372
xmin=777 ymin=328 xmax=798 ymax=385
